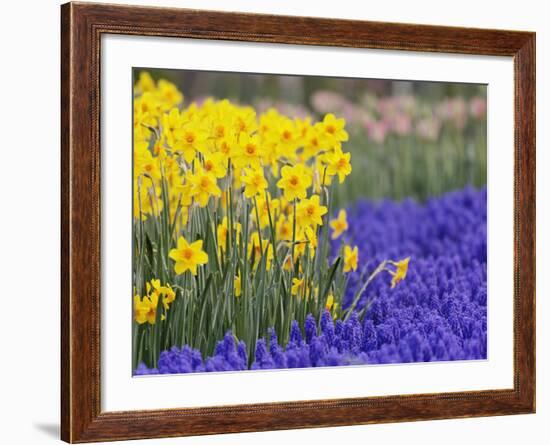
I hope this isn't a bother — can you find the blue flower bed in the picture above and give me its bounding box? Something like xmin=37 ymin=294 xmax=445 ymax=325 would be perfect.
xmin=135 ymin=186 xmax=487 ymax=375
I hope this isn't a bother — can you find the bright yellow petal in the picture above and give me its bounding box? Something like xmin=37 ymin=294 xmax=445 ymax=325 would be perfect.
xmin=196 ymin=251 xmax=209 ymax=265
xmin=174 ymin=262 xmax=189 ymax=275
xmin=177 ymin=237 xmax=187 ymax=249
xmin=190 ymin=239 xmax=204 ymax=251
xmin=168 ymin=249 xmax=180 ymax=261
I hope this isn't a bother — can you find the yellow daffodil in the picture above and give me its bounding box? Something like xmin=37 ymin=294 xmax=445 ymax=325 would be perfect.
xmin=162 ymin=108 xmax=187 ymax=147
xmin=217 ymin=216 xmax=242 ymax=253
xmin=149 ymin=278 xmax=161 ymax=291
xmin=181 ymin=101 xmax=199 ymax=121
xmin=254 ymin=193 xmax=280 ymax=229
xmin=156 ymin=79 xmax=183 ymax=110
xmin=297 ymin=194 xmax=327 ymax=228
xmin=134 ymin=71 xmax=156 ymax=95
xmin=144 ymin=294 xmax=160 ymax=324
xmin=216 ymin=134 xmax=238 ymax=163
xmin=135 ymin=92 xmax=161 ymax=124
xmin=133 ymin=102 xmax=153 ymax=142
xmin=161 ymin=285 xmax=176 ymax=308
xmin=134 ymin=293 xmax=161 ymax=325
xmin=203 ymin=152 xmax=227 ymax=179
xmin=303 ymin=126 xmax=327 ymax=159
xmin=188 ymin=168 xmax=221 ymax=207
xmin=291 ymin=277 xmax=305 ymax=296
xmin=174 ymin=124 xmax=208 ymax=163
xmin=274 ymin=215 xmax=291 ymax=242
xmin=270 ymin=119 xmax=299 ymax=160
xmin=209 ymin=113 xmax=233 ymax=142
xmin=293 ymin=225 xmax=318 ymax=260
xmin=134 ymin=295 xmax=149 ymax=324
xmin=235 ymin=133 xmax=264 ymax=169
xmin=325 ymin=293 xmax=336 ymax=311
xmin=294 ymin=117 xmax=311 ymax=147
xmin=343 ymin=245 xmax=359 ymax=273
xmin=241 ymin=167 xmax=268 ymax=199
xmin=149 ymin=279 xmax=176 ymax=310
xmin=234 ymin=273 xmax=242 ymax=298
xmin=217 ymin=217 xmax=229 ymax=253
xmin=330 ymin=209 xmax=348 ymax=239
xmin=389 ymin=257 xmax=411 ymax=288
xmin=134 ymin=141 xmax=161 ymax=180
xmin=169 ymin=236 xmax=209 ymax=275
xmin=316 ymin=113 xmax=349 ymax=148
xmin=324 ymin=147 xmax=352 ymax=184
xmin=258 ymin=108 xmax=281 ymax=135
xmin=248 ymin=232 xmax=274 ymax=270
xmin=233 ymin=107 xmax=258 ymax=135
xmin=276 ymin=164 xmax=312 ymax=201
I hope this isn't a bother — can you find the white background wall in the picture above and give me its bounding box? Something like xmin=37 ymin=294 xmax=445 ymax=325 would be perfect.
xmin=0 ymin=0 xmax=546 ymax=444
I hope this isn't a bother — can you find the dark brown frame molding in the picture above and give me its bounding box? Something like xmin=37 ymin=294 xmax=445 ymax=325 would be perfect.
xmin=61 ymin=2 xmax=536 ymax=442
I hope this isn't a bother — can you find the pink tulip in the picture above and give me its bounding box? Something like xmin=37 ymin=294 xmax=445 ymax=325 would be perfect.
xmin=437 ymin=97 xmax=467 ymax=129
xmin=365 ymin=120 xmax=389 ymax=144
xmin=469 ymin=96 xmax=487 ymax=120
xmin=416 ymin=117 xmax=442 ymax=142
xmin=310 ymin=90 xmax=347 ymax=114
xmin=395 ymin=95 xmax=417 ymax=115
xmin=391 ymin=112 xmax=412 ymax=136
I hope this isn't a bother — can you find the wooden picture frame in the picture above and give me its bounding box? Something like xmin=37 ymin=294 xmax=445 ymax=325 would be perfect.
xmin=61 ymin=2 xmax=535 ymax=442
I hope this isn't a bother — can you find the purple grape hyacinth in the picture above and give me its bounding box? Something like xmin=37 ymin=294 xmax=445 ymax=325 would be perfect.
xmin=134 ymin=186 xmax=487 ymax=375
xmin=336 ymin=185 xmax=487 ymax=363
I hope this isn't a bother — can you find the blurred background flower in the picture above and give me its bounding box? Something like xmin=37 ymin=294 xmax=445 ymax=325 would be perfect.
xmin=147 ymin=69 xmax=486 ymax=205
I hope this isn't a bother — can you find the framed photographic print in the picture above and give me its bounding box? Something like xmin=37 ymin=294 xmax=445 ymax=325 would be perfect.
xmin=61 ymin=2 xmax=535 ymax=442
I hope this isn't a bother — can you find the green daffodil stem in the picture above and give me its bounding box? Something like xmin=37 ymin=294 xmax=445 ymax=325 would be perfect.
xmin=344 ymin=260 xmax=388 ymax=321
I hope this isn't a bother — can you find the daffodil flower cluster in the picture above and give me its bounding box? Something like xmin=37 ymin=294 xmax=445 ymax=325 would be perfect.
xmin=132 ymin=71 xmax=409 ymax=369
xmin=134 ymin=279 xmax=176 ymax=325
